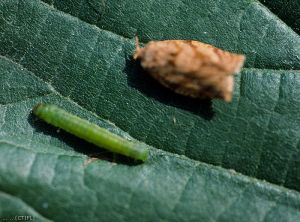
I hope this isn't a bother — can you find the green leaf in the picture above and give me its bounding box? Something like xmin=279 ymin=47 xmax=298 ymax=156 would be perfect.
xmin=0 ymin=0 xmax=299 ymax=221
xmin=261 ymin=0 xmax=300 ymax=34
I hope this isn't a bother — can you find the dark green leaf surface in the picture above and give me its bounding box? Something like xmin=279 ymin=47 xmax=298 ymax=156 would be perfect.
xmin=0 ymin=0 xmax=299 ymax=221
xmin=0 ymin=191 xmax=51 ymax=222
xmin=261 ymin=0 xmax=300 ymax=34
xmin=41 ymin=0 xmax=300 ymax=70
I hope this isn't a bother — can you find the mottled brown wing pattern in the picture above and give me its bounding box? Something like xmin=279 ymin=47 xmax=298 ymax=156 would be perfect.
xmin=134 ymin=39 xmax=245 ymax=102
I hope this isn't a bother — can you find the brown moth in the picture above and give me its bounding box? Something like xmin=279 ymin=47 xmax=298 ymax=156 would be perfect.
xmin=133 ymin=37 xmax=245 ymax=102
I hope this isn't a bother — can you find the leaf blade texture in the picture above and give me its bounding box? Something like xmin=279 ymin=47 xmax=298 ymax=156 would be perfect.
xmin=0 ymin=0 xmax=300 ymax=221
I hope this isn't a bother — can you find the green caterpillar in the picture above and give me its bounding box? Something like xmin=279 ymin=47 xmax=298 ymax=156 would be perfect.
xmin=33 ymin=104 xmax=148 ymax=161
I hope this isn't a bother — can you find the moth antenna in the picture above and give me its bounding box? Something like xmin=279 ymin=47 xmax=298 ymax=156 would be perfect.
xmin=133 ymin=35 xmax=141 ymax=60
xmin=135 ymin=35 xmax=140 ymax=51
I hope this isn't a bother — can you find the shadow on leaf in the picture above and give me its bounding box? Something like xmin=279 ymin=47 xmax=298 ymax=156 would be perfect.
xmin=124 ymin=58 xmax=214 ymax=120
